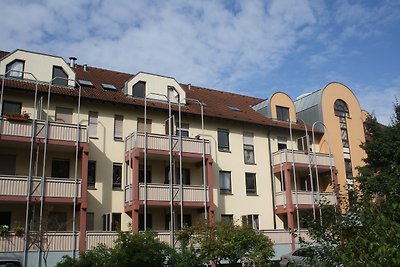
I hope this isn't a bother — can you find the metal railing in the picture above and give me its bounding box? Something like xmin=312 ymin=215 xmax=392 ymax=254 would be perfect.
xmin=272 ymin=149 xmax=335 ymax=167
xmin=0 ymin=175 xmax=82 ymax=198
xmin=0 ymin=118 xmax=88 ymax=143
xmin=125 ymin=132 xmax=211 ymax=155
xmin=275 ymin=191 xmax=336 ymax=206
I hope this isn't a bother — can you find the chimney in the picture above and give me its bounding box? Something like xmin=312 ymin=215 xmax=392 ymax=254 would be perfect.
xmin=83 ymin=64 xmax=87 ymax=71
xmin=69 ymin=56 xmax=77 ymax=68
xmin=188 ymin=83 xmax=191 ymax=90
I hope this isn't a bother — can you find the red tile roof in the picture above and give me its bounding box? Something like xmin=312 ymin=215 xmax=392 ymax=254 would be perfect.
xmin=0 ymin=50 xmax=307 ymax=132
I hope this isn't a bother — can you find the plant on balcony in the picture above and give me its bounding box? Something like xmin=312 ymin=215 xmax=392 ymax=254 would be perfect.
xmin=0 ymin=225 xmax=9 ymax=237
xmin=13 ymin=225 xmax=24 ymax=237
xmin=5 ymin=112 xmax=30 ymax=121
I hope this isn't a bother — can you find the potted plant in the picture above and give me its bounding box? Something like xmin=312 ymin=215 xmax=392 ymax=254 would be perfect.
xmin=5 ymin=111 xmax=30 ymax=121
xmin=13 ymin=226 xmax=24 ymax=237
xmin=0 ymin=225 xmax=9 ymax=237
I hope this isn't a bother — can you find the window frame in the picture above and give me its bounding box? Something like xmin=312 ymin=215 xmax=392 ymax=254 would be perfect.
xmin=5 ymin=59 xmax=25 ymax=79
xmin=276 ymin=106 xmax=290 ymax=122
xmin=176 ymin=122 xmax=189 ymax=137
xmin=112 ymin=163 xmax=122 ymax=189
xmin=86 ymin=212 xmax=94 ymax=231
xmin=114 ymin=115 xmax=123 ymax=140
xmin=245 ymin=172 xmax=257 ymax=195
xmin=242 ymin=214 xmax=259 ymax=230
xmin=55 ymin=107 xmax=73 ymax=124
xmin=243 ymin=132 xmax=255 ymax=164
xmin=137 ymin=118 xmax=152 ymax=133
xmin=88 ymin=160 xmax=96 ymax=188
xmin=88 ymin=111 xmax=98 ymax=138
xmin=217 ymin=128 xmax=230 ymax=152
xmin=132 ymin=81 xmax=146 ymax=98
xmin=2 ymin=101 xmax=22 ymax=116
xmin=52 ymin=65 xmax=68 ymax=86
xmin=219 ymin=170 xmax=232 ymax=194
xmin=277 ymin=137 xmax=287 ymax=151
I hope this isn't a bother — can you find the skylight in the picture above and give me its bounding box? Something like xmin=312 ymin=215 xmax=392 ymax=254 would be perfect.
xmin=78 ymin=79 xmax=94 ymax=87
xmin=227 ymin=105 xmax=242 ymax=112
xmin=101 ymin=83 xmax=117 ymax=91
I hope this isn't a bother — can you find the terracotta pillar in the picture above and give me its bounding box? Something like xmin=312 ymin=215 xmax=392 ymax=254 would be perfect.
xmin=132 ymin=150 xmax=140 ymax=233
xmin=79 ymin=145 xmax=89 ymax=253
xmin=206 ymin=156 xmax=214 ymax=223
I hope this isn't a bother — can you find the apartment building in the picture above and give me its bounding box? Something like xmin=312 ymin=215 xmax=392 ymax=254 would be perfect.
xmin=0 ymin=49 xmax=366 ymax=266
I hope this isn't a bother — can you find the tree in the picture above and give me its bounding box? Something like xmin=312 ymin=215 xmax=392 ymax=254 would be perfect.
xmin=176 ymin=221 xmax=274 ymax=266
xmin=304 ymin=102 xmax=400 ymax=266
xmin=56 ymin=231 xmax=173 ymax=267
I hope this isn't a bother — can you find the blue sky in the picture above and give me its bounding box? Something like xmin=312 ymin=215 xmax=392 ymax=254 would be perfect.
xmin=1 ymin=0 xmax=399 ymax=124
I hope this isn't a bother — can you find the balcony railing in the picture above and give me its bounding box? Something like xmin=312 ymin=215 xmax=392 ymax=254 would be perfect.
xmin=125 ymin=132 xmax=211 ymax=155
xmin=262 ymin=229 xmax=311 ymax=244
xmin=124 ymin=183 xmax=208 ymax=204
xmin=0 ymin=232 xmax=79 ymax=252
xmin=272 ymin=149 xmax=335 ymax=168
xmin=0 ymin=175 xmax=82 ymax=198
xmin=0 ymin=117 xmax=88 ymax=143
xmin=275 ymin=191 xmax=336 ymax=207
xmin=86 ymin=231 xmax=172 ymax=249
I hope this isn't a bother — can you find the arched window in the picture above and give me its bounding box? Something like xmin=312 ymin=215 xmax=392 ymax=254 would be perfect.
xmin=334 ymin=99 xmax=349 ymax=117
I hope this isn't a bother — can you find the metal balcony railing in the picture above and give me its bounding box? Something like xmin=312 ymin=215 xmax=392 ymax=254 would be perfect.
xmin=272 ymin=149 xmax=335 ymax=167
xmin=125 ymin=132 xmax=211 ymax=155
xmin=0 ymin=117 xmax=88 ymax=143
xmin=275 ymin=191 xmax=336 ymax=207
xmin=0 ymin=175 xmax=82 ymax=198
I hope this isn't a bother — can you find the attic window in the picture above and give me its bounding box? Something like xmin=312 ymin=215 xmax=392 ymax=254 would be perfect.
xmin=52 ymin=66 xmax=68 ymax=86
xmin=78 ymin=80 xmax=94 ymax=87
xmin=228 ymin=105 xmax=242 ymax=112
xmin=102 ymin=83 xmax=117 ymax=91
xmin=132 ymin=81 xmax=146 ymax=98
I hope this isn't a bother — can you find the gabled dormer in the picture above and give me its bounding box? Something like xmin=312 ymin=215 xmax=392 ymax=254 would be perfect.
xmin=124 ymin=72 xmax=186 ymax=104
xmin=252 ymin=92 xmax=296 ymax=122
xmin=0 ymin=49 xmax=76 ymax=87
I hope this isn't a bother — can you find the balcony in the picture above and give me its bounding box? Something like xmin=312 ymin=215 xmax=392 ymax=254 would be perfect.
xmin=261 ymin=229 xmax=312 ymax=244
xmin=272 ymin=149 xmax=335 ymax=168
xmin=0 ymin=117 xmax=88 ymax=143
xmin=124 ymin=183 xmax=209 ymax=204
xmin=125 ymin=132 xmax=211 ymax=155
xmin=0 ymin=175 xmax=82 ymax=199
xmin=275 ymin=191 xmax=336 ymax=207
xmin=0 ymin=231 xmax=79 ymax=252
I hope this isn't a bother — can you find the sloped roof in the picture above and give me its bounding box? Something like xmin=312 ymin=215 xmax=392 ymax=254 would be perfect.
xmin=0 ymin=50 xmax=307 ymax=132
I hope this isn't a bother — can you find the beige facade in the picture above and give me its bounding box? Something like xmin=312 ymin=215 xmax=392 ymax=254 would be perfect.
xmin=0 ymin=49 xmax=367 ymax=265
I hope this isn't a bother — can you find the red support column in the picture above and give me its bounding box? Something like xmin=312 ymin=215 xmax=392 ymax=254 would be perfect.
xmin=206 ymin=156 xmax=214 ymax=223
xmin=131 ymin=150 xmax=140 ymax=233
xmin=284 ymin=168 xmax=296 ymax=250
xmin=79 ymin=145 xmax=89 ymax=253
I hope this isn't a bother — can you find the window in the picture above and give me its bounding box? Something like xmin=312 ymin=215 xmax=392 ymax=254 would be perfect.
xmin=103 ymin=213 xmax=121 ymax=231
xmin=175 ymin=168 xmax=191 ymax=185
xmin=242 ymin=214 xmax=259 ymax=230
xmin=176 ymin=122 xmax=189 ymax=137
xmin=340 ymin=117 xmax=349 ymax=148
xmin=245 ymin=172 xmax=257 ymax=194
xmin=139 ymin=165 xmax=152 ymax=183
xmin=86 ymin=212 xmax=94 ymax=231
xmin=88 ymin=161 xmax=96 ymax=188
xmin=221 ymin=214 xmax=233 ymax=224
xmin=112 ymin=163 xmax=122 ymax=189
xmin=137 ymin=118 xmax=152 ymax=133
xmin=0 ymin=154 xmax=16 ymax=175
xmin=114 ymin=115 xmax=123 ymax=140
xmin=176 ymin=214 xmax=192 ymax=229
xmin=276 ymin=106 xmax=290 ymax=122
xmin=243 ymin=132 xmax=255 ymax=164
xmin=345 ymin=159 xmax=353 ymax=178
xmin=2 ymin=101 xmax=22 ymax=116
xmin=48 ymin=212 xmax=67 ymax=231
xmin=88 ymin=111 xmax=98 ymax=137
xmin=52 ymin=66 xmax=68 ymax=86
xmin=219 ymin=171 xmax=232 ymax=194
xmin=297 ymin=135 xmax=309 ymax=151
xmin=139 ymin=213 xmax=152 ymax=231
xmin=55 ymin=107 xmax=73 ymax=123
xmin=51 ymin=159 xmax=70 ymax=178
xmin=334 ymin=99 xmax=349 ymax=117
xmin=277 ymin=137 xmax=287 ymax=150
xmin=0 ymin=212 xmax=11 ymax=228
xmin=218 ymin=129 xmax=230 ymax=151
xmin=132 ymin=81 xmax=146 ymax=98
xmin=5 ymin=60 xmax=24 ymax=78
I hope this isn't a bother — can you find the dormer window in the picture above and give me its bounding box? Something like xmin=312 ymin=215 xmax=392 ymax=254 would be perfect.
xmin=6 ymin=60 xmax=24 ymax=79
xmin=132 ymin=81 xmax=146 ymax=98
xmin=276 ymin=106 xmax=289 ymax=122
xmin=52 ymin=66 xmax=68 ymax=86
